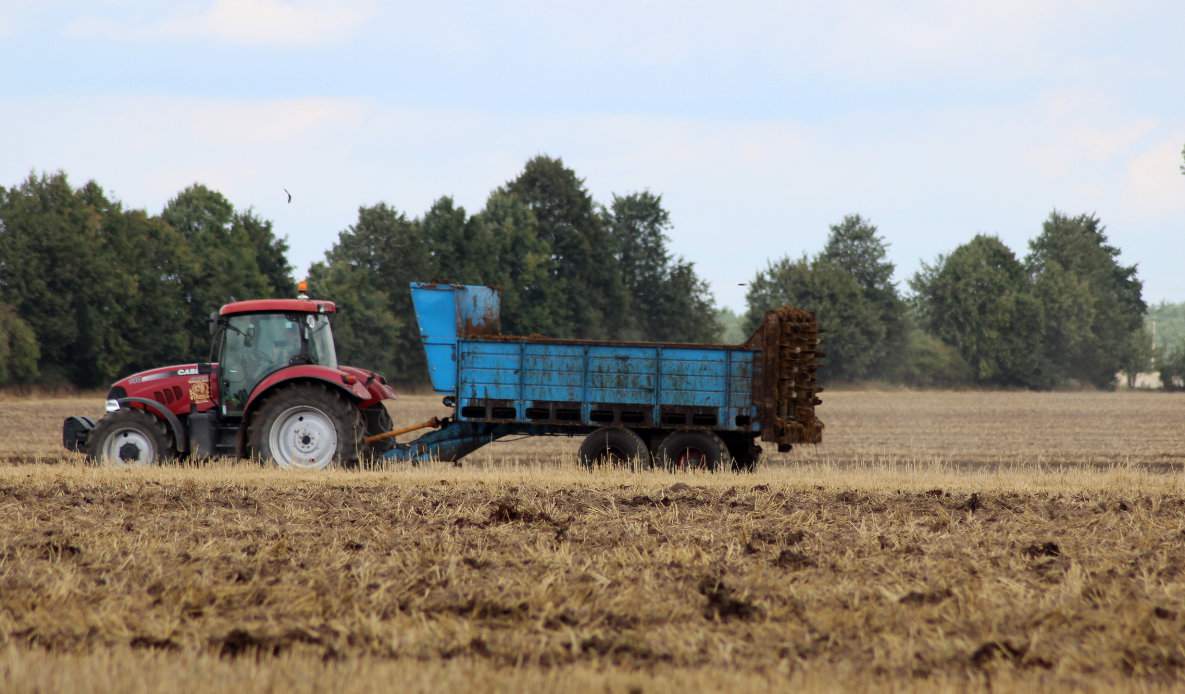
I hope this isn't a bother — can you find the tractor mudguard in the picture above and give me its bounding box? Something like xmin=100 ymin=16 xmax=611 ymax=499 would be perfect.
xmin=244 ymin=365 xmax=373 ymax=415
xmin=114 ymin=397 xmax=189 ymax=453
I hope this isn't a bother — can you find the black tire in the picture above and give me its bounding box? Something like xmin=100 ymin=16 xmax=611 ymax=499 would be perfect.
xmin=362 ymin=404 xmax=396 ymax=455
xmin=723 ymin=435 xmax=763 ymax=472
xmin=87 ymin=408 xmax=172 ymax=466
xmin=248 ymin=383 xmax=362 ymax=470
xmin=578 ymin=427 xmax=652 ymax=470
xmin=655 ymin=430 xmax=728 ymax=472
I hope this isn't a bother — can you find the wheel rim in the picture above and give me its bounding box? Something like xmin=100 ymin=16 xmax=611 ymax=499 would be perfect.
xmin=269 ymin=405 xmax=338 ymax=470
xmin=102 ymin=428 xmax=156 ymax=466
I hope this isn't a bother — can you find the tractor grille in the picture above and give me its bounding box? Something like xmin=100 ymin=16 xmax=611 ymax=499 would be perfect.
xmin=152 ymin=386 xmax=184 ymax=405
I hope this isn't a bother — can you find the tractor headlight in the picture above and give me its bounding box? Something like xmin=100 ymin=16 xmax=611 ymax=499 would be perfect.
xmin=105 ymin=399 xmax=120 ymax=413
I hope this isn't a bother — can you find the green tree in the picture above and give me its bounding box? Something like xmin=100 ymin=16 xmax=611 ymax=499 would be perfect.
xmin=471 ymin=191 xmax=558 ymax=336
xmin=895 ymin=324 xmax=973 ymax=388
xmin=746 ymin=255 xmax=885 ymax=381
xmin=235 ymin=210 xmax=294 ymax=296
xmin=911 ymin=235 xmax=1045 ymax=387
xmin=421 ymin=197 xmax=493 ymax=284
xmin=818 ymin=214 xmax=906 ymax=376
xmin=162 ymin=185 xmax=278 ymax=344
xmin=606 ymin=191 xmax=717 ymax=342
xmin=1120 ymin=326 xmax=1154 ymax=388
xmin=1147 ymin=302 xmax=1185 ymax=355
xmin=309 ymin=204 xmax=432 ymax=383
xmin=0 ymin=303 xmax=39 ymax=385
xmin=1026 ymin=212 xmax=1144 ymax=388
xmin=504 ymin=156 xmax=627 ymax=339
xmin=0 ymin=173 xmax=131 ymax=385
xmin=100 ymin=206 xmax=196 ymax=370
xmin=1160 ymin=340 xmax=1185 ymax=391
xmin=715 ymin=307 xmax=747 ymax=344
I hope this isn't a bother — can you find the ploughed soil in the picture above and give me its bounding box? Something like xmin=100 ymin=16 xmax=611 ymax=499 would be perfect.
xmin=2 ymin=465 xmax=1185 ymax=691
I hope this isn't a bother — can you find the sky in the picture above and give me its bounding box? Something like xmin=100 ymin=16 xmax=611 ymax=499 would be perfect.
xmin=2 ymin=0 xmax=1183 ymax=311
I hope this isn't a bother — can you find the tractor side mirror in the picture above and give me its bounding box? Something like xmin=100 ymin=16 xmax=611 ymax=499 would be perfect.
xmin=208 ymin=312 xmax=219 ymax=336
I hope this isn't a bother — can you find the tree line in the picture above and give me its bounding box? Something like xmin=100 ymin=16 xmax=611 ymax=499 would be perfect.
xmin=307 ymin=156 xmax=717 ymax=384
xmin=745 ymin=213 xmax=1148 ymax=389
xmin=0 ymin=174 xmax=292 ymax=387
xmin=1 ymin=151 xmax=1179 ymax=390
xmin=0 ymin=157 xmax=716 ymax=388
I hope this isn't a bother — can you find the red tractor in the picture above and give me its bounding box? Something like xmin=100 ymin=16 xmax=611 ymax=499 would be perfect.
xmin=63 ymin=295 xmax=397 ymax=469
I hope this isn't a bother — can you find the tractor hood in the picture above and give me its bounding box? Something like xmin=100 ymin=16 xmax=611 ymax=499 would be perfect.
xmin=107 ymin=363 xmax=212 ymax=416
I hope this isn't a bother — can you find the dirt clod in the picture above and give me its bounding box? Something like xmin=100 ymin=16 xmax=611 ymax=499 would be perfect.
xmin=970 ymin=641 xmax=1027 ymax=667
xmin=773 ymin=550 xmax=816 ymax=570
xmin=899 ymin=589 xmax=952 ymax=606
xmin=698 ymin=577 xmax=763 ymax=622
xmin=960 ymin=493 xmax=983 ymax=512
xmin=1023 ymin=542 xmax=1061 ymax=558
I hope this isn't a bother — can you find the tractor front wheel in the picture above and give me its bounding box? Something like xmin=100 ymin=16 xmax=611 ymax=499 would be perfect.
xmin=87 ymin=408 xmax=172 ymax=466
xmin=249 ymin=384 xmax=362 ymax=470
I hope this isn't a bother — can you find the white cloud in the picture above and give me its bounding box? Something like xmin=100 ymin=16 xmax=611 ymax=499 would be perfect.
xmin=67 ymin=0 xmax=374 ymax=46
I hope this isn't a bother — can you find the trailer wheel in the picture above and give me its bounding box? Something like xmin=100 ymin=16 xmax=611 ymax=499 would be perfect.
xmin=578 ymin=427 xmax=651 ymax=470
xmin=87 ymin=408 xmax=172 ymax=466
xmin=655 ymin=430 xmax=728 ymax=472
xmin=249 ymin=383 xmax=362 ymax=470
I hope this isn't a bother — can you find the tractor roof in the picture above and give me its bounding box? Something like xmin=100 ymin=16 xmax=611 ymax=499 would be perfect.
xmin=219 ymin=299 xmax=337 ymax=317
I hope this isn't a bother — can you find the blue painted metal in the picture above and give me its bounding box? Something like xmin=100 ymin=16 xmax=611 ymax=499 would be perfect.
xmin=453 ymin=339 xmax=757 ymax=429
xmin=390 ymin=283 xmax=821 ymax=463
xmin=383 ymin=421 xmax=515 ymax=463
xmin=410 ymin=282 xmax=501 ymax=393
xmin=407 ymin=282 xmax=759 ymax=435
xmin=382 ymin=421 xmax=574 ymax=463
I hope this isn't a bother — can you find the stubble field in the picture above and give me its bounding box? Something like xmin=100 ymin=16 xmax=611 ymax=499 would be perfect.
xmin=1 ymin=390 xmax=1184 ymax=692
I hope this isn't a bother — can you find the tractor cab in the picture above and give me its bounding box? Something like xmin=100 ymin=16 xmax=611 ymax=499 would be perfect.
xmin=212 ymin=299 xmax=338 ymax=416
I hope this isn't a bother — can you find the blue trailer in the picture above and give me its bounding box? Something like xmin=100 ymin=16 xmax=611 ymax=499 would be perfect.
xmin=383 ymin=282 xmax=822 ymax=470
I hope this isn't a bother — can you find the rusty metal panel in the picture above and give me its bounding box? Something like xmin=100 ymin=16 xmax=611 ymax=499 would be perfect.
xmin=744 ymin=306 xmax=823 ymax=446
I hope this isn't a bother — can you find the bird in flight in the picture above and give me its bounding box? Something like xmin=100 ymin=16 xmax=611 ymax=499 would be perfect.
xmin=284 ymin=188 xmax=292 ymax=204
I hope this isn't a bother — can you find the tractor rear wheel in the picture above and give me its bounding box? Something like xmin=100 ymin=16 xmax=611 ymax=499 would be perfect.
xmin=655 ymin=430 xmax=728 ymax=472
xmin=249 ymin=383 xmax=362 ymax=470
xmin=578 ymin=427 xmax=651 ymax=470
xmin=87 ymin=408 xmax=172 ymax=466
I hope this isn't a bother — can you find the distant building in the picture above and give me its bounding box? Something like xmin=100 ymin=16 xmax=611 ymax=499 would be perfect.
xmin=1116 ymin=371 xmax=1164 ymax=389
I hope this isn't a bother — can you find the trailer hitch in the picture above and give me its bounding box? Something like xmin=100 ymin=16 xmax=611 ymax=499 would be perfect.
xmin=363 ymin=417 xmax=444 ymax=446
